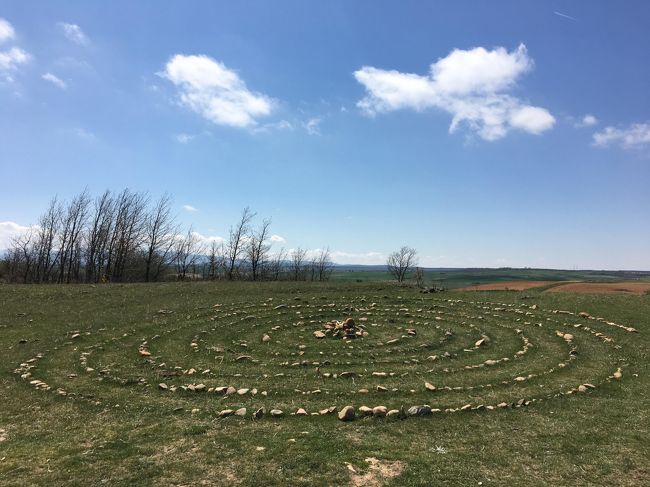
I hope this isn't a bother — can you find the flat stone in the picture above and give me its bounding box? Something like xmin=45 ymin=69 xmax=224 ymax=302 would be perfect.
xmin=358 ymin=406 xmax=373 ymax=416
xmin=219 ymin=409 xmax=234 ymax=417
xmin=313 ymin=331 xmax=326 ymax=339
xmin=234 ymin=408 xmax=247 ymax=417
xmin=296 ymin=408 xmax=308 ymax=416
xmin=237 ymin=388 xmax=249 ymax=395
xmin=225 ymin=386 xmax=237 ymax=395
xmin=424 ymin=382 xmax=436 ymax=391
xmin=270 ymin=409 xmax=284 ymax=417
xmin=386 ymin=409 xmax=400 ymax=417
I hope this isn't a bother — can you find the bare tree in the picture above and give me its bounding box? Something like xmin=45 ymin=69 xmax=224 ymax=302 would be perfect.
xmin=247 ymin=218 xmax=271 ymax=281
xmin=314 ymin=247 xmax=334 ymax=281
xmin=57 ymin=190 xmax=90 ymax=283
xmin=415 ymin=267 xmax=424 ymax=287
xmin=174 ymin=227 xmax=205 ymax=280
xmin=290 ymin=247 xmax=308 ymax=281
xmin=143 ymin=193 xmax=176 ymax=282
xmin=225 ymin=207 xmax=255 ymax=280
xmin=206 ymin=241 xmax=226 ymax=280
xmin=268 ymin=248 xmax=286 ymax=281
xmin=85 ymin=191 xmax=114 ymax=283
xmin=387 ymin=246 xmax=418 ymax=283
xmin=33 ymin=197 xmax=62 ymax=282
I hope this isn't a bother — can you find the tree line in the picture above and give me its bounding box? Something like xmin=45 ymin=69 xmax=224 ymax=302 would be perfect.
xmin=0 ymin=189 xmax=335 ymax=284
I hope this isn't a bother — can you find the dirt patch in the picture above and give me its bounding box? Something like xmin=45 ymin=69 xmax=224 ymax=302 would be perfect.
xmin=456 ymin=281 xmax=559 ymax=291
xmin=545 ymin=282 xmax=650 ymax=295
xmin=349 ymin=457 xmax=405 ymax=486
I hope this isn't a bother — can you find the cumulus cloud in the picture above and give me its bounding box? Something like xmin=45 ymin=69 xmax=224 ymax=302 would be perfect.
xmin=161 ymin=54 xmax=273 ymax=128
xmin=575 ymin=114 xmax=598 ymax=128
xmin=593 ymin=123 xmax=650 ymax=150
xmin=0 ymin=221 xmax=34 ymax=250
xmin=58 ymin=22 xmax=88 ymax=45
xmin=354 ymin=44 xmax=555 ymax=140
xmin=0 ymin=46 xmax=30 ymax=74
xmin=270 ymin=234 xmax=286 ymax=243
xmin=182 ymin=204 xmax=198 ymax=212
xmin=0 ymin=18 xmax=15 ymax=43
xmin=42 ymin=72 xmax=67 ymax=89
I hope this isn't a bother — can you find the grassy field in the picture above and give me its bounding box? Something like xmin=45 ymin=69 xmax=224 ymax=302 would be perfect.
xmin=330 ymin=268 xmax=650 ymax=289
xmin=0 ymin=282 xmax=648 ymax=486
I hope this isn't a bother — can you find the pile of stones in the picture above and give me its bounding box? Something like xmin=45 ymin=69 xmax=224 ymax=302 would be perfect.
xmin=313 ymin=318 xmax=368 ymax=340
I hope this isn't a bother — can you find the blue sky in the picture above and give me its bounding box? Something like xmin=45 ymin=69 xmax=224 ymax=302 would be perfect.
xmin=1 ymin=1 xmax=649 ymax=269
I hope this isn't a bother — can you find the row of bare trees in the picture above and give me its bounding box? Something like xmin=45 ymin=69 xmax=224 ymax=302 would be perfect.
xmin=1 ymin=189 xmax=334 ymax=284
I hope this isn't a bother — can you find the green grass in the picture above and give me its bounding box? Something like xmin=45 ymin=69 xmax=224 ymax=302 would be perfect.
xmin=0 ymin=282 xmax=648 ymax=486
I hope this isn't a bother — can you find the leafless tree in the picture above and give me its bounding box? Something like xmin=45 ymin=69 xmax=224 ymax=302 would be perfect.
xmin=84 ymin=191 xmax=114 ymax=283
xmin=246 ymin=218 xmax=271 ymax=281
xmin=8 ymin=229 xmax=36 ymax=283
xmin=290 ymin=247 xmax=308 ymax=281
xmin=415 ymin=267 xmax=424 ymax=287
xmin=174 ymin=227 xmax=205 ymax=280
xmin=387 ymin=246 xmax=418 ymax=283
xmin=225 ymin=207 xmax=255 ymax=280
xmin=206 ymin=241 xmax=225 ymax=280
xmin=57 ymin=190 xmax=90 ymax=283
xmin=314 ymin=247 xmax=334 ymax=281
xmin=143 ymin=193 xmax=177 ymax=282
xmin=34 ymin=197 xmax=62 ymax=282
xmin=268 ymin=248 xmax=286 ymax=281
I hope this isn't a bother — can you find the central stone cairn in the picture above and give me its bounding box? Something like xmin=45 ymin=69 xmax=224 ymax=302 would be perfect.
xmin=313 ymin=317 xmax=368 ymax=340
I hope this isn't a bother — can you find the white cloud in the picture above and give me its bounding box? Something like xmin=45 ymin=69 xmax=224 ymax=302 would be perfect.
xmin=0 ymin=47 xmax=30 ymax=74
xmin=0 ymin=221 xmax=34 ymax=250
xmin=270 ymin=234 xmax=286 ymax=243
xmin=575 ymin=114 xmax=598 ymax=128
xmin=182 ymin=204 xmax=198 ymax=212
xmin=329 ymin=250 xmax=385 ymax=265
xmin=593 ymin=123 xmax=650 ymax=150
xmin=175 ymin=133 xmax=195 ymax=144
xmin=191 ymin=231 xmax=224 ymax=247
xmin=42 ymin=72 xmax=67 ymax=89
xmin=0 ymin=18 xmax=15 ymax=44
xmin=58 ymin=23 xmax=88 ymax=45
xmin=251 ymin=119 xmax=294 ymax=134
xmin=304 ymin=117 xmax=321 ymax=135
xmin=161 ymin=54 xmax=273 ymax=128
xmin=354 ymin=44 xmax=555 ymax=140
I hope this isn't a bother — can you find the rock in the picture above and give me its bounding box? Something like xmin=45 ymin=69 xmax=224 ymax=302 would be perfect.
xmin=139 ymin=349 xmax=151 ymax=357
xmin=372 ymin=372 xmax=387 ymax=377
xmin=376 ymin=385 xmax=387 ymax=392
xmin=424 ymin=382 xmax=436 ymax=391
xmin=262 ymin=334 xmax=271 ymax=343
xmin=578 ymin=385 xmax=588 ymax=393
xmin=194 ymin=384 xmax=206 ymax=391
xmin=296 ymin=408 xmax=308 ymax=416
xmin=475 ymin=338 xmax=486 ymax=347
xmin=219 ymin=409 xmax=234 ymax=417
xmin=237 ymin=388 xmax=249 ymax=395
xmin=358 ymin=389 xmax=369 ymax=394
xmin=579 ymin=311 xmax=590 ymax=318
xmin=358 ymin=406 xmax=373 ymax=416
xmin=613 ymin=370 xmax=622 ymax=379
xmin=270 ymin=409 xmax=284 ymax=417
xmin=386 ymin=409 xmax=400 ymax=417
xmin=225 ymin=386 xmax=237 ymax=395
xmin=234 ymin=408 xmax=247 ymax=417
xmin=236 ymin=355 xmax=252 ymax=361
xmin=563 ymin=334 xmax=574 ymax=342
xmin=338 ymin=406 xmax=355 ymax=421
xmin=497 ymin=402 xmax=508 ymax=408
xmin=407 ymin=405 xmax=432 ymax=416
xmin=273 ymin=304 xmax=288 ymax=310
xmin=253 ymin=407 xmax=265 ymax=419
xmin=71 ymin=333 xmax=81 ymax=339
xmin=313 ymin=331 xmax=326 ymax=339
xmin=158 ymin=383 xmax=168 ymax=390
xmin=372 ymin=406 xmax=387 ymax=417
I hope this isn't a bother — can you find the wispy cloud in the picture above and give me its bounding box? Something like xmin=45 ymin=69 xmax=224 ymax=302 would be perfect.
xmin=354 ymin=44 xmax=555 ymax=141
xmin=575 ymin=114 xmax=598 ymax=128
xmin=182 ymin=204 xmax=198 ymax=212
xmin=42 ymin=72 xmax=67 ymax=89
xmin=0 ymin=221 xmax=35 ymax=250
xmin=0 ymin=18 xmax=15 ymax=44
xmin=175 ymin=133 xmax=195 ymax=144
xmin=554 ymin=11 xmax=576 ymax=21
xmin=593 ymin=123 xmax=650 ymax=150
xmin=270 ymin=234 xmax=286 ymax=243
xmin=58 ymin=22 xmax=88 ymax=45
xmin=0 ymin=47 xmax=30 ymax=80
xmin=73 ymin=127 xmax=97 ymax=141
xmin=304 ymin=117 xmax=321 ymax=135
xmin=161 ymin=54 xmax=273 ymax=128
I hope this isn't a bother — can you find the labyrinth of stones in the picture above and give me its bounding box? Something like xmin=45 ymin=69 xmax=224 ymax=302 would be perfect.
xmin=14 ymin=296 xmax=637 ymax=421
